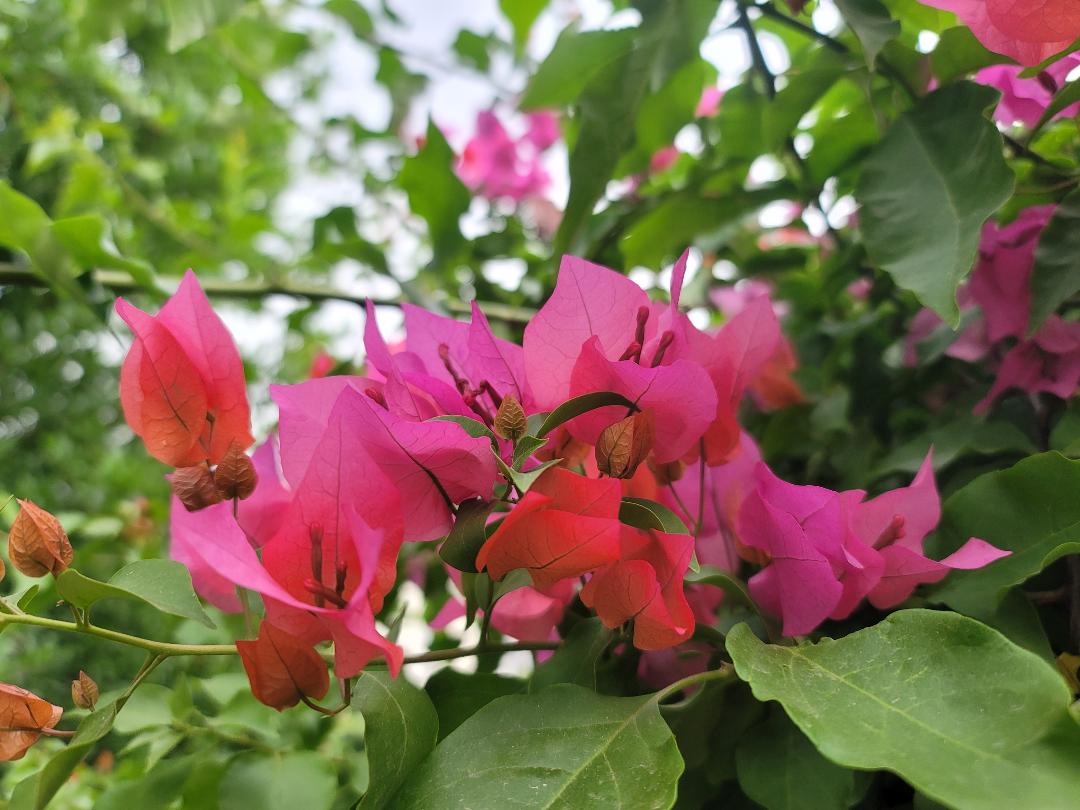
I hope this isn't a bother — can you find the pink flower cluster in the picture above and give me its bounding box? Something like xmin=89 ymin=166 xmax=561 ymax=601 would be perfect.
xmin=457 ymin=110 xmax=559 ymax=202
xmin=115 ymin=253 xmax=1015 ymax=701
xmin=977 ymin=54 xmax=1080 ymax=127
xmin=921 ymin=0 xmax=1080 ymax=66
xmin=906 ymin=207 xmax=1080 ymax=412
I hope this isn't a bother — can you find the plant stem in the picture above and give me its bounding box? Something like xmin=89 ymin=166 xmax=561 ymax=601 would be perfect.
xmin=0 ymin=610 xmax=558 ymax=663
xmin=654 ymin=664 xmax=737 ymax=703
xmin=0 ymin=264 xmax=535 ymax=324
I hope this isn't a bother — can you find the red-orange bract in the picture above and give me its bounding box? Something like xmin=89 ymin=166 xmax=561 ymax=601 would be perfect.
xmin=237 ymin=622 xmax=330 ymax=711
xmin=116 ymin=271 xmax=253 ymax=467
xmin=0 ymin=683 xmax=63 ymax=761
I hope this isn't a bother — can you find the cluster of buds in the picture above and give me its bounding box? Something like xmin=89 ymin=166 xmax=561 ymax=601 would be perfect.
xmin=168 ymin=440 xmax=258 ymax=512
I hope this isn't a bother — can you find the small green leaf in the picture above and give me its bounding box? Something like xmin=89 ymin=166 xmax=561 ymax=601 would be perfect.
xmin=324 ymin=0 xmax=374 ymax=39
xmin=495 ymin=455 xmax=560 ymax=495
xmin=727 ymin=611 xmax=1080 ymax=810
xmin=439 ymin=498 xmax=496 ymax=573
xmin=530 ymin=618 xmax=612 ymax=692
xmin=430 ymin=414 xmax=497 ymax=443
xmin=536 ymin=391 xmax=638 ymax=438
xmin=1029 ymin=187 xmax=1080 ymax=332
xmin=50 ymin=215 xmax=157 ymax=291
xmin=1032 ymin=79 xmax=1080 ymax=134
xmin=499 ymin=0 xmax=548 ymax=52
xmin=163 ymin=0 xmax=245 ymax=53
xmin=931 ymin=27 xmax=1006 ymax=84
xmin=390 ymin=685 xmax=684 ymax=809
xmin=835 ymin=0 xmax=900 ymax=66
xmin=94 ymin=754 xmax=198 ymax=810
xmin=856 ymin=82 xmax=1014 ymax=323
xmin=354 ymin=670 xmax=439 ymax=810
xmin=685 ymin=566 xmax=760 ymax=616
xmin=56 ymin=560 xmax=214 ymax=627
xmin=520 ymin=27 xmax=636 ymax=110
xmin=424 ymin=670 xmax=524 ymax=740
xmin=512 ymin=434 xmax=549 ymax=467
xmin=618 ymin=497 xmax=690 ymax=534
xmin=398 ymin=122 xmax=470 ymax=264
xmin=452 ymin=30 xmax=491 ymax=72
xmin=736 ymin=708 xmax=861 ymax=810
xmin=218 ymin=752 xmax=336 ymax=810
xmin=928 ymin=452 xmax=1080 ymax=616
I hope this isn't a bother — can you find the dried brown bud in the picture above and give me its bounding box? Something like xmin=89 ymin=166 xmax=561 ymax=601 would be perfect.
xmin=168 ymin=466 xmax=222 ymax=512
xmin=647 ymin=456 xmax=686 ymax=486
xmin=214 ymin=442 xmax=258 ymax=501
xmin=494 ymin=394 xmax=527 ymax=441
xmin=71 ymin=671 xmax=98 ymax=711
xmin=595 ymin=411 xmax=654 ymax=479
xmin=0 ymin=550 xmax=5 ymax=584
xmin=8 ymin=500 xmax=73 ymax=577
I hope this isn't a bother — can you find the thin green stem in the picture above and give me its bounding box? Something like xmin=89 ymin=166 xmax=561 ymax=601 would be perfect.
xmin=403 ymin=641 xmax=559 ymax=664
xmin=654 ymin=664 xmax=737 ymax=703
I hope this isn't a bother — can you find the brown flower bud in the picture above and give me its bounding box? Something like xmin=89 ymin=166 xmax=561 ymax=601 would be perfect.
xmin=214 ymin=442 xmax=258 ymax=501
xmin=647 ymin=456 xmax=685 ymax=486
xmin=595 ymin=411 xmax=654 ymax=479
xmin=494 ymin=394 xmax=527 ymax=441
xmin=0 ymin=550 xmax=5 ymax=584
xmin=8 ymin=500 xmax=73 ymax=577
xmin=168 ymin=466 xmax=222 ymax=512
xmin=71 ymin=671 xmax=98 ymax=711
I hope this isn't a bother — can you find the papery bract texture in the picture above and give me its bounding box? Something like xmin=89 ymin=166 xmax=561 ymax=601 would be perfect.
xmin=237 ymin=621 xmax=330 ymax=711
xmin=920 ymin=0 xmax=1080 ymax=65
xmin=0 ymin=683 xmax=62 ymax=761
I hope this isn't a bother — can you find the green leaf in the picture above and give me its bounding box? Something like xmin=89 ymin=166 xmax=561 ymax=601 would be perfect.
xmin=424 ymin=670 xmax=524 ymax=740
xmin=499 ymin=0 xmax=547 ymax=52
xmin=619 ymin=497 xmax=689 ymax=534
xmin=727 ymin=610 xmax=1080 ymax=810
xmin=0 ymin=181 xmax=84 ymax=301
xmin=512 ymin=434 xmax=549 ymax=467
xmin=391 ymin=684 xmax=684 ymax=809
xmin=324 ymin=0 xmax=374 ymax=39
xmin=398 ymin=122 xmax=470 ymax=263
xmin=530 ymin=618 xmax=613 ymax=692
xmin=495 ymin=455 xmax=561 ymax=495
xmin=536 ymin=391 xmax=638 ymax=438
xmin=50 ymin=215 xmax=157 ymax=290
xmin=1032 ymin=79 xmax=1080 ymax=134
xmin=931 ymin=27 xmax=1006 ymax=84
xmin=856 ymin=82 xmax=1014 ymax=323
xmin=1029 ymin=187 xmax=1080 ymax=332
xmin=453 ymin=30 xmax=492 ymax=72
xmin=354 ymin=670 xmax=439 ymax=810
xmin=520 ymin=28 xmax=636 ymax=110
xmin=872 ymin=418 xmax=1035 ymax=477
xmin=94 ymin=754 xmax=199 ymax=810
xmin=439 ymin=497 xmax=496 ymax=573
xmin=684 ymin=566 xmax=760 ymax=615
xmin=736 ymin=708 xmax=861 ymax=810
xmin=763 ymin=55 xmax=847 ymax=150
xmin=430 ymin=414 xmax=498 ymax=443
xmin=927 ymin=452 xmax=1080 ymax=616
xmin=163 ymin=0 xmax=245 ymax=53
xmin=56 ymin=560 xmax=214 ymax=627
xmin=834 ymin=0 xmax=900 ymax=66
xmin=218 ymin=753 xmax=336 ymax=810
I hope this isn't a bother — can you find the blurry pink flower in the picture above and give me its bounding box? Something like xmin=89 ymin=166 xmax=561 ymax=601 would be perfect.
xmin=649 ymin=145 xmax=680 ymax=174
xmin=309 ymin=350 xmax=336 ymax=379
xmin=920 ymin=0 xmax=1080 ymax=66
xmin=846 ymin=278 xmax=873 ymax=301
xmin=458 ymin=110 xmax=551 ymax=202
xmin=977 ymin=55 xmax=1080 ymax=127
xmin=976 ymin=316 xmax=1080 ymax=412
xmin=695 ymin=86 xmax=724 ymax=118
xmin=524 ymin=111 xmax=560 ymax=151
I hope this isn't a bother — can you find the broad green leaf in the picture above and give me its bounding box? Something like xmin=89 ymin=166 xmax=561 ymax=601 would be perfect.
xmin=931 ymin=27 xmax=1006 ymax=83
xmin=928 ymin=452 xmax=1080 ymax=616
xmin=424 ymin=670 xmax=524 ymax=740
xmin=354 ymin=670 xmax=438 ymax=810
xmin=439 ymin=497 xmax=496 ymax=572
xmin=736 ymin=708 xmax=861 ymax=810
xmin=856 ymin=82 xmax=1014 ymax=323
xmin=536 ymin=391 xmax=638 ymax=437
xmin=0 ymin=181 xmax=84 ymax=300
xmin=218 ymin=752 xmax=336 ymax=810
xmin=634 ymin=58 xmax=714 ymax=155
xmin=520 ymin=28 xmax=636 ymax=110
xmin=398 ymin=122 xmax=470 ymax=264
xmin=1029 ymin=186 xmax=1080 ymax=332
xmin=834 ymin=0 xmax=900 ymax=66
xmin=391 ymin=684 xmax=684 ymax=809
xmin=94 ymin=754 xmax=198 ymax=810
xmin=530 ymin=618 xmax=612 ymax=692
xmin=163 ymin=0 xmax=245 ymax=52
xmin=728 ymin=611 xmax=1080 ymax=810
xmin=56 ymin=560 xmax=214 ymax=627
xmin=619 ymin=497 xmax=689 ymax=534
xmin=872 ymin=419 xmax=1035 ymax=477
